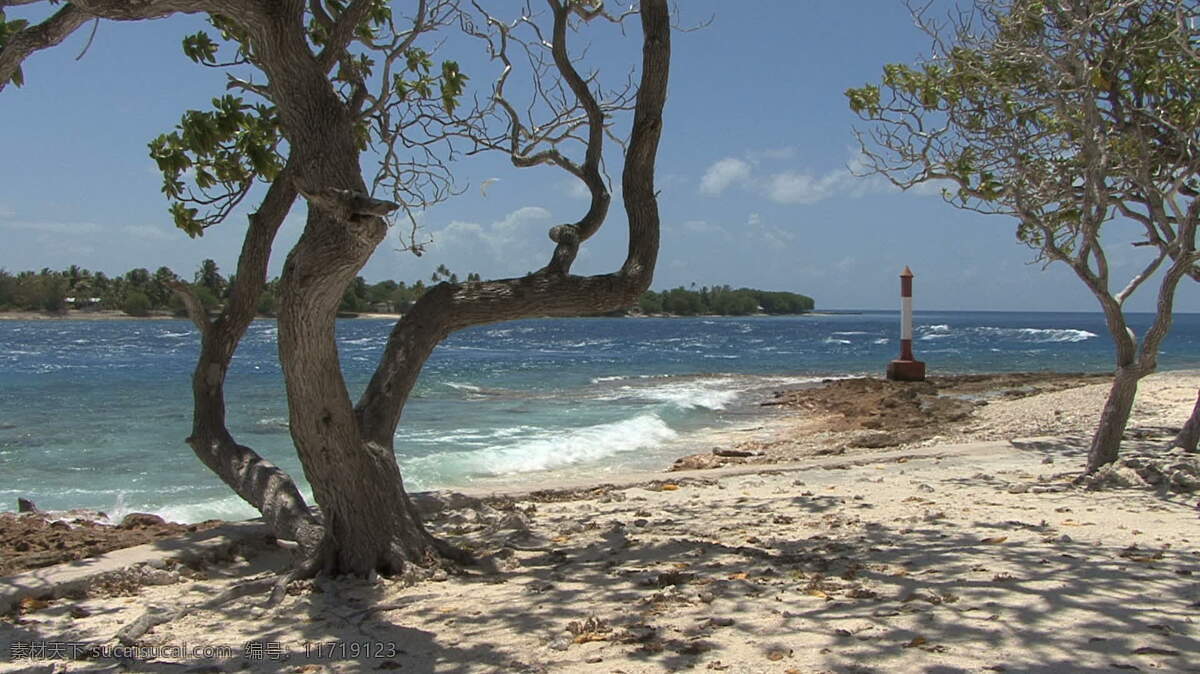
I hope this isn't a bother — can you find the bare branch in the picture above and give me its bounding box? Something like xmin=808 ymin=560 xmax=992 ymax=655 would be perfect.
xmin=73 ymin=18 xmax=99 ymax=60
xmin=224 ymin=73 xmax=271 ymax=99
xmin=1115 ymin=247 xmax=1168 ymax=306
xmin=354 ymin=0 xmax=670 ymax=446
xmin=168 ymin=280 xmax=212 ymax=335
xmin=0 ymin=4 xmax=91 ymax=91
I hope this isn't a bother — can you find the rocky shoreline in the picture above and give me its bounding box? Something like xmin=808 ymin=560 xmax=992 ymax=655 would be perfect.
xmin=670 ymin=372 xmax=1114 ymax=471
xmin=0 ymin=511 xmax=221 ymax=579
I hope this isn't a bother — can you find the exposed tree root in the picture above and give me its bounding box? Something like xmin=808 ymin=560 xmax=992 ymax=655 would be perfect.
xmin=116 ymin=577 xmax=277 ymax=645
xmin=429 ymin=534 xmax=474 ymax=566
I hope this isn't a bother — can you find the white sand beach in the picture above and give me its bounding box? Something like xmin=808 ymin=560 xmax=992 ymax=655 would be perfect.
xmin=2 ymin=371 xmax=1198 ymax=673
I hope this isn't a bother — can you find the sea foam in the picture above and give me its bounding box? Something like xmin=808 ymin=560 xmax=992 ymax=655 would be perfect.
xmin=917 ymin=324 xmax=1098 ymax=343
xmin=597 ymin=380 xmax=741 ymax=410
xmin=403 ymin=413 xmax=678 ymax=486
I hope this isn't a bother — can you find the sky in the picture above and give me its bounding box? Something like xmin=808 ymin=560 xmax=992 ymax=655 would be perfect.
xmin=1 ymin=1 xmax=1198 ymax=313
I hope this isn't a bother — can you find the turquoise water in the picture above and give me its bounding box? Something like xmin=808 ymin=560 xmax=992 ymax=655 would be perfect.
xmin=1 ymin=311 xmax=1198 ymax=522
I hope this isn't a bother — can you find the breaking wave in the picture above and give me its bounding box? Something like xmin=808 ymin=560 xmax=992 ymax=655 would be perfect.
xmin=403 ymin=414 xmax=677 ymax=486
xmin=917 ymin=324 xmax=1097 ymax=343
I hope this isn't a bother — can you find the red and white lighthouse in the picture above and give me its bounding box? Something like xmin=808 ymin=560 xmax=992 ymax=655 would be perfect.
xmin=886 ymin=266 xmax=926 ymax=381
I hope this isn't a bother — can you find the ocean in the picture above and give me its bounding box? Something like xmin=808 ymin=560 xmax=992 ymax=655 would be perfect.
xmin=2 ymin=310 xmax=1198 ymax=523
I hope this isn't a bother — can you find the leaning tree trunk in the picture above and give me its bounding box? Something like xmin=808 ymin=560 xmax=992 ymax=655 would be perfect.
xmin=175 ymin=161 xmax=325 ymax=560
xmin=236 ymin=0 xmax=671 ymax=577
xmin=1172 ymin=389 xmax=1200 ymax=452
xmin=222 ymin=5 xmax=443 ymax=576
xmin=1086 ymin=366 xmax=1143 ymax=472
xmin=276 ymin=210 xmax=448 ymax=575
xmin=1079 ymin=242 xmax=1193 ymax=473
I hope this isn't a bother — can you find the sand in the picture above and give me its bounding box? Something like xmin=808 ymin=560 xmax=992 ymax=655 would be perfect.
xmin=2 ymin=371 xmax=1199 ymax=673
xmin=0 ymin=310 xmax=170 ymax=321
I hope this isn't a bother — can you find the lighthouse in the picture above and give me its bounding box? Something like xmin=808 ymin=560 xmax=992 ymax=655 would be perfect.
xmin=886 ymin=266 xmax=926 ymax=381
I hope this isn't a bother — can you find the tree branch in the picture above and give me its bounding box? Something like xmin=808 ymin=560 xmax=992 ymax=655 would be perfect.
xmin=0 ymin=4 xmax=90 ymax=91
xmin=168 ymin=280 xmax=212 ymax=335
xmin=182 ymin=158 xmax=325 ymax=551
xmin=316 ymin=0 xmax=378 ymax=72
xmin=354 ymin=0 xmax=670 ymax=447
xmin=1115 ymin=247 xmax=1167 ymax=306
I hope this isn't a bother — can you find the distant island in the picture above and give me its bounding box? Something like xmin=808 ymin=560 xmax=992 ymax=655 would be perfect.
xmin=0 ymin=263 xmax=813 ymax=319
xmin=632 ymin=286 xmax=813 ymax=317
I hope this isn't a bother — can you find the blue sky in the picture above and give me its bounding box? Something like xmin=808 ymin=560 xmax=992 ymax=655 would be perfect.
xmin=1 ymin=1 xmax=1197 ymax=313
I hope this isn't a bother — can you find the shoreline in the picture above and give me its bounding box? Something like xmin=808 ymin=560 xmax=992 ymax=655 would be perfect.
xmin=0 ymin=310 xmax=831 ymax=322
xmin=0 ymin=309 xmax=185 ymax=321
xmin=7 ymin=308 xmax=1200 ymax=322
xmin=0 ymin=371 xmax=1142 ymax=521
xmin=2 ymin=370 xmax=1199 ymax=672
xmin=2 ymin=369 xmax=1198 ymax=671
xmin=4 ymin=369 xmax=1196 ymax=554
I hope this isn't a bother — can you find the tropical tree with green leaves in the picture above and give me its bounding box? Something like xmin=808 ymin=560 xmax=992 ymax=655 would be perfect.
xmin=193 ymin=259 xmax=226 ymax=299
xmin=1 ymin=0 xmax=671 ymax=579
xmin=848 ymin=0 xmax=1200 ymax=472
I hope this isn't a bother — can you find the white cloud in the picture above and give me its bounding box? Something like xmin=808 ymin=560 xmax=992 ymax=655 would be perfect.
xmin=0 ymin=205 xmax=14 ymax=219
xmin=765 ymin=170 xmax=851 ymax=205
xmin=698 ymin=150 xmax=896 ymax=205
xmin=0 ymin=220 xmax=104 ymax=235
xmin=121 ymin=224 xmax=177 ymax=242
xmin=427 ymin=206 xmax=554 ymax=276
xmin=762 ymin=151 xmax=899 ymax=205
xmin=748 ymin=212 xmax=795 ymax=248
xmin=699 ymin=158 xmax=752 ymax=196
xmin=560 ymin=178 xmax=592 ymax=201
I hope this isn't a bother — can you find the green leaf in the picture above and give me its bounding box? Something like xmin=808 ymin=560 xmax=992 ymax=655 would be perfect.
xmin=170 ymin=203 xmax=204 ymax=238
xmin=406 ymin=48 xmax=431 ymax=74
xmin=844 ymin=85 xmax=880 ymax=116
xmin=181 ymin=31 xmax=219 ymax=64
xmin=440 ymin=60 xmax=468 ymax=115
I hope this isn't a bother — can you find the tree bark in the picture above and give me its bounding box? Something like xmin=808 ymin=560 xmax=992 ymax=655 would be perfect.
xmin=1086 ymin=367 xmax=1142 ymax=472
xmin=178 ymin=161 xmax=325 ymax=556
xmin=237 ymin=3 xmax=424 ymax=575
xmin=1079 ymin=224 xmax=1194 ymax=473
xmin=1171 ymin=389 xmax=1200 ymax=452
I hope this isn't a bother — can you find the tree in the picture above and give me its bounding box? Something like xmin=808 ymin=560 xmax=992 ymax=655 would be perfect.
xmin=256 ymin=289 xmax=276 ymax=316
xmin=848 ymin=0 xmax=1200 ymax=473
xmin=125 ymin=267 xmax=151 ymax=289
xmin=123 ymin=290 xmax=152 ymax=317
xmin=0 ymin=269 xmax=13 ymax=308
xmin=151 ymin=266 xmax=179 ymax=308
xmin=41 ymin=275 xmax=67 ymax=312
xmin=194 ymin=259 xmax=226 ymax=299
xmin=1 ymin=0 xmax=671 ymax=578
xmin=637 ymin=290 xmax=663 ymax=314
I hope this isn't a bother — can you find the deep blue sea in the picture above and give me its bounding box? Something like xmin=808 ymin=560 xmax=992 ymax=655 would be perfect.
xmin=2 ymin=311 xmax=1198 ymax=522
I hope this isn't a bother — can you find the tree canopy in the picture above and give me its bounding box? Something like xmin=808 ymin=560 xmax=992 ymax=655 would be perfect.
xmin=848 ymin=0 xmax=1200 ymax=471
xmin=637 ymin=286 xmax=814 ymax=316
